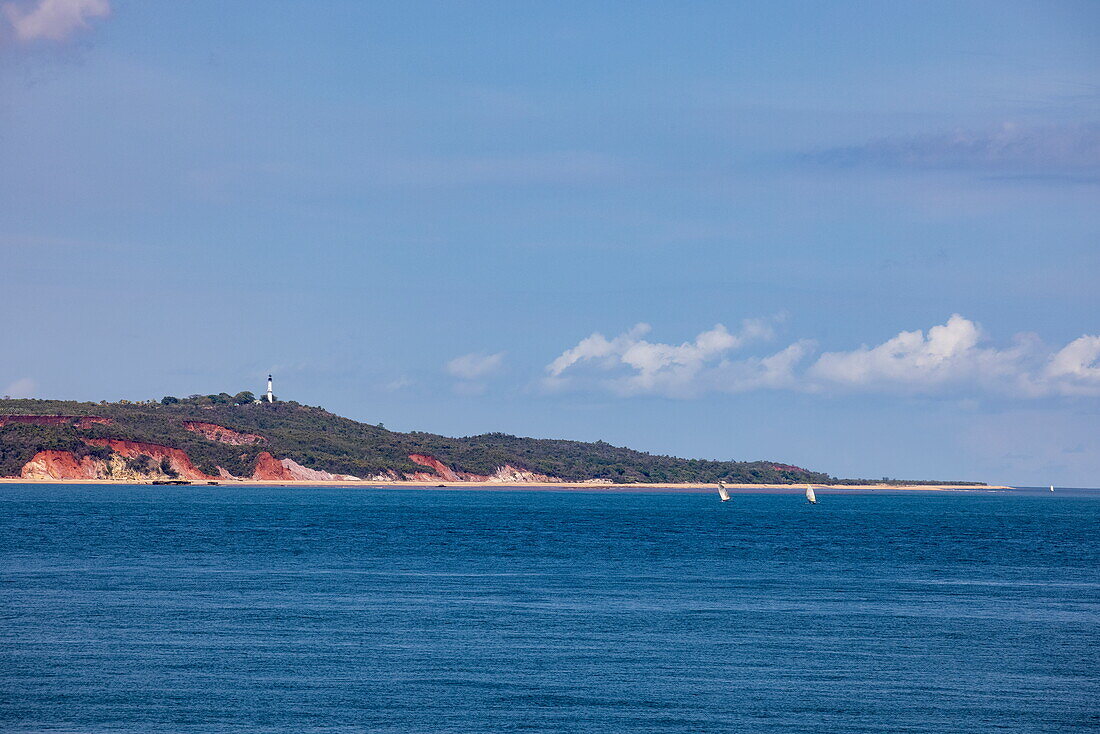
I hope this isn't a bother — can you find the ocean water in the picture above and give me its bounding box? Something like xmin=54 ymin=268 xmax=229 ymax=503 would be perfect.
xmin=1 ymin=485 xmax=1098 ymax=733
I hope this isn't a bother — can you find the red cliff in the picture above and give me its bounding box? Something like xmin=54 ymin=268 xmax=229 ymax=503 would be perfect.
xmin=251 ymin=451 xmax=297 ymax=480
xmin=14 ymin=444 xmax=557 ymax=484
xmin=84 ymin=438 xmax=215 ymax=480
xmin=0 ymin=415 xmax=112 ymax=429
xmin=21 ymin=450 xmax=100 ymax=479
xmin=770 ymin=463 xmax=811 ymax=473
xmin=408 ymin=454 xmax=462 ymax=481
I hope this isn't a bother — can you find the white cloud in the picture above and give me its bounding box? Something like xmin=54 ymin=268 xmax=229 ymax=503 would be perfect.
xmin=807 ymin=316 xmax=1100 ymax=398
xmin=546 ymin=323 xmax=651 ymax=377
xmin=706 ymin=340 xmax=815 ymax=394
xmin=446 ymin=351 xmax=506 ymax=380
xmin=545 ymin=315 xmax=1100 ymax=400
xmin=545 ymin=319 xmax=780 ymax=397
xmin=1044 ymin=335 xmax=1100 ymax=396
xmin=807 ymin=314 xmax=1024 ymax=391
xmin=3 ymin=377 xmax=36 ymax=398
xmin=3 ymin=0 xmax=109 ymax=41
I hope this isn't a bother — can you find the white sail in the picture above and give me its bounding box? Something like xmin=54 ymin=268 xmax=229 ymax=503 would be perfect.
xmin=805 ymin=485 xmax=817 ymax=504
xmin=717 ymin=482 xmax=730 ymax=502
xmin=1050 ymin=485 xmax=1055 ymax=492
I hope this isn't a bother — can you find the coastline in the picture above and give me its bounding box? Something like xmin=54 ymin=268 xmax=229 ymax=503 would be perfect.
xmin=0 ymin=478 xmax=1012 ymax=491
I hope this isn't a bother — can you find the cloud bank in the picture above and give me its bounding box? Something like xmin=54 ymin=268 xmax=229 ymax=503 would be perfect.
xmin=546 ymin=315 xmax=1100 ymax=399
xmin=811 ymin=122 xmax=1100 ymax=178
xmin=543 ymin=318 xmax=790 ymax=398
xmin=807 ymin=314 xmax=1032 ymax=392
xmin=3 ymin=0 xmax=108 ymax=42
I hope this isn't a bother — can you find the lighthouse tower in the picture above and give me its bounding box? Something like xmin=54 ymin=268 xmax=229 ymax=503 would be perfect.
xmin=266 ymin=375 xmax=274 ymax=403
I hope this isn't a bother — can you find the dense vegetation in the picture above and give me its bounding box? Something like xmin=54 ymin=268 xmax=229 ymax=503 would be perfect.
xmin=0 ymin=424 xmax=113 ymax=478
xmin=0 ymin=397 xmax=984 ymax=485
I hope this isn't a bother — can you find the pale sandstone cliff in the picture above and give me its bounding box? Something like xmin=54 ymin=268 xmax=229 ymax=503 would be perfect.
xmin=182 ymin=421 xmax=265 ymax=446
xmin=84 ymin=438 xmax=216 ymax=480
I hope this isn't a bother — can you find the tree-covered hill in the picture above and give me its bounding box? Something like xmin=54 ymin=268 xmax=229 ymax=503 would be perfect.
xmin=0 ymin=396 xmax=982 ymax=485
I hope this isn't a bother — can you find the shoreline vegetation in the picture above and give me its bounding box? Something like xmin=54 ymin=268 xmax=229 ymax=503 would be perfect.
xmin=0 ymin=395 xmax=990 ymax=487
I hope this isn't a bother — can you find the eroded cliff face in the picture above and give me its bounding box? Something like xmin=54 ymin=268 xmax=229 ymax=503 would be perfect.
xmin=485 ymin=464 xmax=563 ymax=483
xmin=250 ymin=451 xmax=296 ymax=480
xmin=247 ymin=452 xmax=361 ymax=481
xmin=21 ymin=450 xmax=100 ymax=479
xmin=20 ymin=449 xmax=201 ymax=481
xmin=245 ymin=452 xmax=559 ymax=483
xmin=407 ymin=454 xmax=561 ymax=483
xmin=0 ymin=415 xmax=112 ymax=429
xmin=365 ymin=469 xmax=403 ymax=482
xmin=15 ymin=444 xmax=559 ymax=483
xmin=408 ymin=454 xmax=462 ymax=481
xmin=277 ymin=458 xmax=360 ymax=481
xmin=84 ymin=439 xmax=216 ymax=480
xmin=182 ymin=421 xmax=265 ymax=446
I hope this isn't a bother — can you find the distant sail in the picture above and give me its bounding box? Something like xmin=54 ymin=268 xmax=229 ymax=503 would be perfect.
xmin=806 ymin=485 xmax=817 ymax=504
xmin=1050 ymin=485 xmax=1055 ymax=492
xmin=717 ymin=482 xmax=731 ymax=502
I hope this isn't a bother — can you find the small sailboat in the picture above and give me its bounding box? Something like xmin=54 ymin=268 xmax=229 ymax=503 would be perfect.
xmin=805 ymin=485 xmax=817 ymax=504
xmin=1050 ymin=484 xmax=1055 ymax=492
xmin=717 ymin=482 xmax=731 ymax=502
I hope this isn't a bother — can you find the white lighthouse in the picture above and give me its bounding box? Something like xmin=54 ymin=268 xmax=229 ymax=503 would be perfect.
xmin=266 ymin=375 xmax=274 ymax=403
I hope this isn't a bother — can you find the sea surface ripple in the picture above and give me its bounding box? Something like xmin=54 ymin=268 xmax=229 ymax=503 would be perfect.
xmin=1 ymin=485 xmax=1098 ymax=732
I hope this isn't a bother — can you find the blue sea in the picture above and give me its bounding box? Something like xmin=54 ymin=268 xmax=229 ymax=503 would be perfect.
xmin=1 ymin=484 xmax=1098 ymax=733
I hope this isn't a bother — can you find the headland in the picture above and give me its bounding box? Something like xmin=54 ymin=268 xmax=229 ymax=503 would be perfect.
xmin=0 ymin=394 xmax=992 ymax=488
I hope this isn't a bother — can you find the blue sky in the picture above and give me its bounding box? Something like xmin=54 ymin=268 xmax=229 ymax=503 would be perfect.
xmin=2 ymin=1 xmax=1098 ymax=485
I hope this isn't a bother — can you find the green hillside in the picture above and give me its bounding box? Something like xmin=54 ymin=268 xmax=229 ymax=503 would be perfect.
xmin=0 ymin=396 xmax=985 ymax=485
xmin=0 ymin=396 xmax=843 ymax=483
